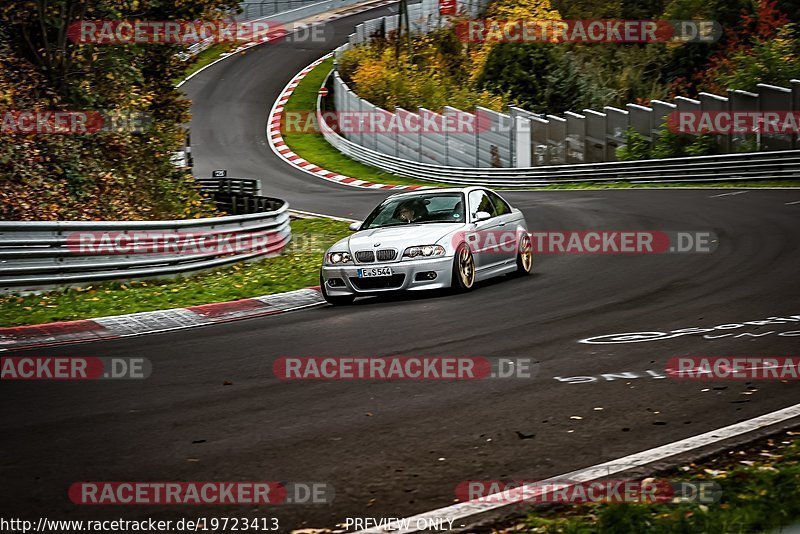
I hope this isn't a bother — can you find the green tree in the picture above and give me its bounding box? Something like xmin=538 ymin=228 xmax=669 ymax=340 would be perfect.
xmin=477 ymin=43 xmax=554 ymax=112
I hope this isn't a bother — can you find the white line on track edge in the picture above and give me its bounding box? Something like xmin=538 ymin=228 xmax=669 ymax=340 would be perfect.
xmin=709 ymin=190 xmax=748 ymax=198
xmin=354 ymin=402 xmax=800 ymax=533
xmin=290 ymin=209 xmax=358 ymax=222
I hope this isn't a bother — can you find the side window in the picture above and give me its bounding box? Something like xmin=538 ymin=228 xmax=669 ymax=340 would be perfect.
xmin=488 ymin=191 xmax=511 ymax=215
xmin=468 ymin=190 xmax=497 ymax=220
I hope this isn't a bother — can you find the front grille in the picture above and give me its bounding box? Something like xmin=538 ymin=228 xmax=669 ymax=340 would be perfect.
xmin=355 ymin=250 xmax=375 ymax=263
xmin=376 ymin=248 xmax=397 ymax=262
xmin=350 ymin=274 xmax=406 ymax=290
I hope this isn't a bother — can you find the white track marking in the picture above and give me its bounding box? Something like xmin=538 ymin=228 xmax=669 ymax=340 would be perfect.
xmin=709 ymin=191 xmax=748 ymax=198
xmin=354 ymin=402 xmax=800 ymax=533
xmin=290 ymin=209 xmax=358 ymax=222
xmin=785 ymin=200 xmax=800 ymax=205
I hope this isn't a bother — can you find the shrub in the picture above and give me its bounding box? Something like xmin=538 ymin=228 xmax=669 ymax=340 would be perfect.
xmin=616 ymin=127 xmax=652 ymax=160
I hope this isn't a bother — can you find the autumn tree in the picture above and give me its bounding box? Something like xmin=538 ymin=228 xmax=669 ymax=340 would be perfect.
xmin=0 ymin=0 xmax=237 ymax=221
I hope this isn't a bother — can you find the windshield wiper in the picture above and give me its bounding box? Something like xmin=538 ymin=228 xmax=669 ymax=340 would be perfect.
xmin=363 ymin=222 xmax=416 ymax=229
xmin=365 ymin=221 xmax=458 ymax=229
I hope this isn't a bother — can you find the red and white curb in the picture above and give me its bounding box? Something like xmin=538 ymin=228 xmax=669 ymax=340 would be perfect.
xmin=267 ymin=56 xmax=430 ymax=191
xmin=0 ymin=288 xmax=325 ymax=352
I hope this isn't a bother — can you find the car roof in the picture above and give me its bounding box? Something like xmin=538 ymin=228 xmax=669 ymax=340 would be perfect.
xmin=387 ymin=186 xmax=483 ymax=199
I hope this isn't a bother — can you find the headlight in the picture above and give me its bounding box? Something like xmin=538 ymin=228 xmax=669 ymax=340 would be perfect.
xmin=326 ymin=251 xmax=352 ymax=264
xmin=403 ymin=245 xmax=445 ymax=258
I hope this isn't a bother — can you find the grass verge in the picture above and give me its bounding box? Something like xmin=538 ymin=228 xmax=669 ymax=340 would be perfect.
xmin=281 ymin=57 xmax=443 ymax=188
xmin=177 ymin=42 xmax=237 ymax=84
xmin=499 ymin=431 xmax=800 ymax=533
xmin=2 ymin=218 xmax=350 ymax=327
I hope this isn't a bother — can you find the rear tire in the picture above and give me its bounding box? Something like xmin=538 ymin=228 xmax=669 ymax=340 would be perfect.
xmin=514 ymin=232 xmax=533 ymax=276
xmin=320 ymin=274 xmax=355 ymax=305
xmin=451 ymin=243 xmax=476 ymax=292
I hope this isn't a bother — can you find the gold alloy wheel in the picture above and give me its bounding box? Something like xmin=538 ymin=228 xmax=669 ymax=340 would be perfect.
xmin=458 ymin=246 xmax=475 ymax=288
xmin=520 ymin=233 xmax=533 ymax=272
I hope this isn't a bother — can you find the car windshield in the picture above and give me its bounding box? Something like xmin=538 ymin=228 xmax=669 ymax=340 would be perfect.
xmin=360 ymin=193 xmax=466 ymax=229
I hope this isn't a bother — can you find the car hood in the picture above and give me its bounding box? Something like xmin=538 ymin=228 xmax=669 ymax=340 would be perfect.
xmin=346 ymin=223 xmax=464 ymax=252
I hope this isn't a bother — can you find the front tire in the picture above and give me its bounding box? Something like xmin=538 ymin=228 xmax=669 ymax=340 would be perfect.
xmin=320 ymin=274 xmax=355 ymax=305
xmin=451 ymin=243 xmax=476 ymax=292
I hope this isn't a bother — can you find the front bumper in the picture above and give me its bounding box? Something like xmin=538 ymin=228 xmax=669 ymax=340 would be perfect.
xmin=321 ymin=256 xmax=453 ymax=296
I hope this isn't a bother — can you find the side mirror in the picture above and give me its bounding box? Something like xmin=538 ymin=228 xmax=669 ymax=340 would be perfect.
xmin=475 ymin=211 xmax=491 ymax=222
xmin=348 ymin=221 xmax=362 ymax=231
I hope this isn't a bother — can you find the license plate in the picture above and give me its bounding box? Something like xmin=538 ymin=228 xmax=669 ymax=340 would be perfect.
xmin=358 ymin=266 xmax=393 ymax=278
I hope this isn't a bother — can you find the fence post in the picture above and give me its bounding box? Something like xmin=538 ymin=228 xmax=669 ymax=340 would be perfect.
xmin=583 ymin=109 xmax=606 ymax=163
xmin=728 ymin=89 xmax=758 ymax=152
xmin=564 ymin=111 xmax=585 ymax=164
xmin=757 ymin=83 xmax=793 ymax=151
xmin=546 ymin=114 xmax=566 ymax=165
xmin=603 ymin=106 xmax=628 ymax=162
xmin=792 ymin=80 xmax=800 ymax=150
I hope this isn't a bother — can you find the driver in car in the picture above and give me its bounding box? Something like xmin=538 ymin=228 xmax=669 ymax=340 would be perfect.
xmin=394 ymin=199 xmax=428 ymax=223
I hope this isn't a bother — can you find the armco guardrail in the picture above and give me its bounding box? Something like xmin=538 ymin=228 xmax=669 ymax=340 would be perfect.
xmin=195 ymin=178 xmax=283 ymax=214
xmin=239 ymin=0 xmax=330 ymax=20
xmin=318 ymin=85 xmax=800 ymax=185
xmin=196 ymin=178 xmax=259 ymax=195
xmin=0 ymin=202 xmax=291 ymax=294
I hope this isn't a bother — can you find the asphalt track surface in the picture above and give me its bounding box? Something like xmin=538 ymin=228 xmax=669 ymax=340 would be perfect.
xmin=3 ymin=5 xmax=800 ymax=532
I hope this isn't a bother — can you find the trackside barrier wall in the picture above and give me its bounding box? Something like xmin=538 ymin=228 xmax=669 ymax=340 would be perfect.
xmin=318 ymin=80 xmax=800 ymax=184
xmin=327 ymin=2 xmax=800 ymax=168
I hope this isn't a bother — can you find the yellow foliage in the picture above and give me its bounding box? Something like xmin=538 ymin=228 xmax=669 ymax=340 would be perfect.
xmin=486 ymin=0 xmax=561 ymax=20
xmin=339 ymin=28 xmax=506 ymax=113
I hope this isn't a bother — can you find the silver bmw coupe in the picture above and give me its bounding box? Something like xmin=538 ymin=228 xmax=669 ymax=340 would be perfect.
xmin=319 ymin=187 xmax=532 ymax=305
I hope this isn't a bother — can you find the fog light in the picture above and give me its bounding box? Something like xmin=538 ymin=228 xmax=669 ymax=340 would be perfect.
xmin=327 ymin=278 xmax=345 ymax=287
xmin=415 ymin=271 xmax=437 ymax=281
